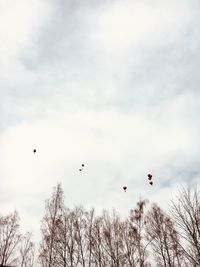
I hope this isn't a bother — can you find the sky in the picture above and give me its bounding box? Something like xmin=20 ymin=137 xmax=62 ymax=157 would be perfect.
xmin=0 ymin=0 xmax=200 ymax=242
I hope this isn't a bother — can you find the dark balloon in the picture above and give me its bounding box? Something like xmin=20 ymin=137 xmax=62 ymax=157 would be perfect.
xmin=149 ymin=181 xmax=153 ymax=186
xmin=79 ymin=169 xmax=82 ymax=171
xmin=123 ymin=186 xmax=127 ymax=192
xmin=147 ymin=173 xmax=152 ymax=179
xmin=82 ymin=164 xmax=84 ymax=167
xmin=33 ymin=149 xmax=36 ymax=153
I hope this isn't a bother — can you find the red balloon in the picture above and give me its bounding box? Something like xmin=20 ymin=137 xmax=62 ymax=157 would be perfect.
xmin=147 ymin=173 xmax=152 ymax=179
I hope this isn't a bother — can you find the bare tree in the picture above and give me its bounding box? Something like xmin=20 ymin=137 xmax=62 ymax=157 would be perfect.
xmin=101 ymin=210 xmax=124 ymax=267
xmin=0 ymin=211 xmax=21 ymax=266
xmin=54 ymin=208 xmax=80 ymax=267
xmin=39 ymin=183 xmax=64 ymax=267
xmin=146 ymin=204 xmax=184 ymax=267
xmin=54 ymin=206 xmax=96 ymax=267
xmin=121 ymin=219 xmax=142 ymax=267
xmin=18 ymin=232 xmax=35 ymax=267
xmin=84 ymin=208 xmax=96 ymax=267
xmin=91 ymin=215 xmax=108 ymax=267
xmin=171 ymin=187 xmax=200 ymax=266
xmin=129 ymin=199 xmax=150 ymax=267
xmin=73 ymin=206 xmax=87 ymax=267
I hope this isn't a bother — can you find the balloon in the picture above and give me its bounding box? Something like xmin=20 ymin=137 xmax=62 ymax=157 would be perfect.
xmin=33 ymin=149 xmax=36 ymax=153
xmin=82 ymin=164 xmax=84 ymax=167
xmin=149 ymin=181 xmax=153 ymax=186
xmin=123 ymin=186 xmax=127 ymax=192
xmin=147 ymin=173 xmax=152 ymax=179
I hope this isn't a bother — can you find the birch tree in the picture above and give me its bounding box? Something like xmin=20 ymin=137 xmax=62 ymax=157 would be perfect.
xmin=0 ymin=211 xmax=21 ymax=266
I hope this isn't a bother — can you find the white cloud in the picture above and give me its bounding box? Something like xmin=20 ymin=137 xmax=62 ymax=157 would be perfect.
xmin=91 ymin=0 xmax=193 ymax=60
xmin=0 ymin=0 xmax=50 ymax=59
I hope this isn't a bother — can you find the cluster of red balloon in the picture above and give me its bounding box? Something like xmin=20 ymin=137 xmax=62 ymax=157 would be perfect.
xmin=147 ymin=173 xmax=153 ymax=185
xmin=79 ymin=164 xmax=85 ymax=171
xmin=123 ymin=173 xmax=154 ymax=192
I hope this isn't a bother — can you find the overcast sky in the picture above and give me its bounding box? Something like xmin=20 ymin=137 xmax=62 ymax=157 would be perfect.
xmin=1 ymin=0 xmax=200 ymax=241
